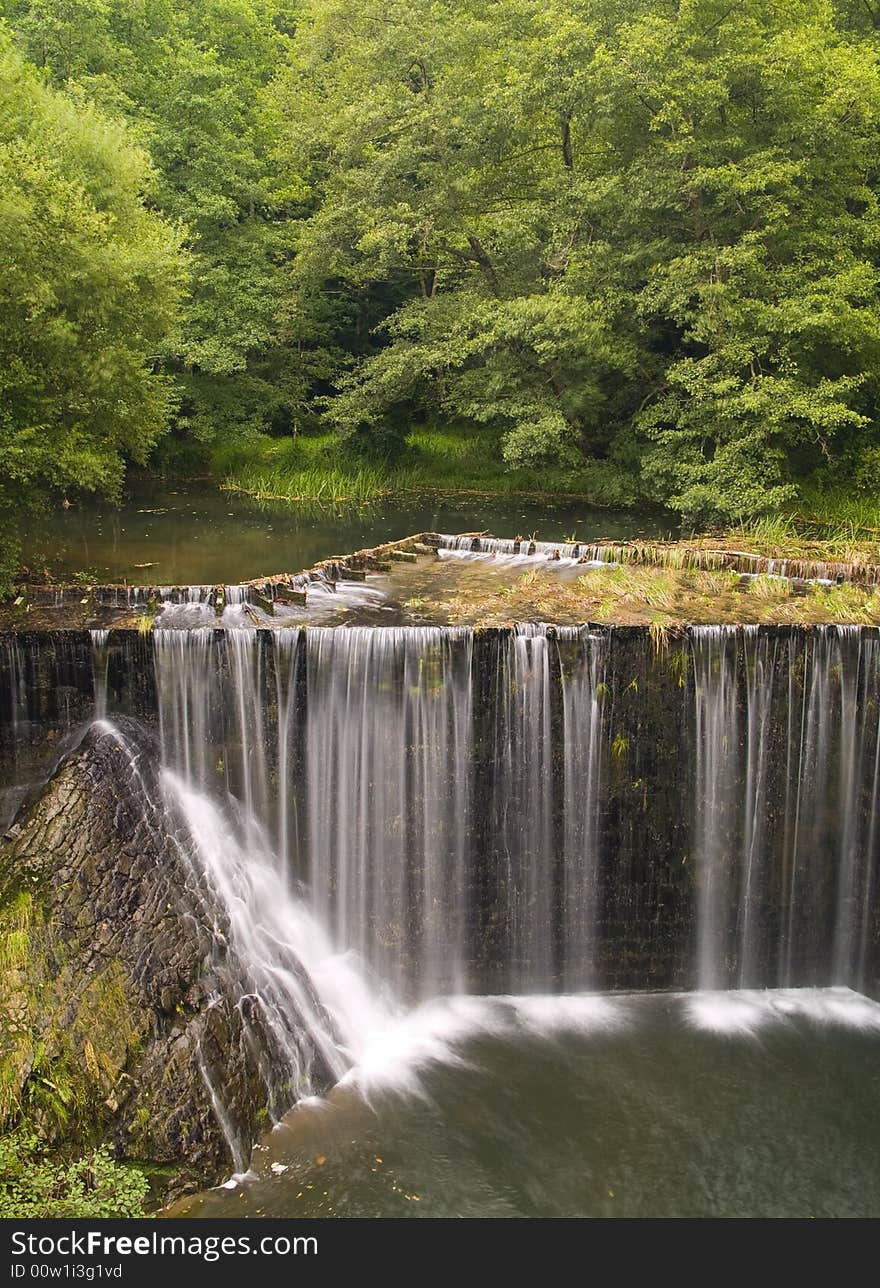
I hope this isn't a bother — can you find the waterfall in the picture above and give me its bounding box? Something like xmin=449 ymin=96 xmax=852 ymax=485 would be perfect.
xmin=90 ymin=629 xmax=110 ymax=720
xmin=437 ymin=534 xmax=586 ymax=566
xmin=4 ymin=618 xmax=880 ymax=1177
xmin=153 ymin=628 xmax=215 ymax=790
xmin=83 ymin=711 xmax=396 ymax=1164
xmin=3 ymin=621 xmax=880 ymax=1009
xmin=303 ymin=626 xmax=473 ymax=999
xmin=148 ymin=624 xmax=609 ymax=996
xmin=688 ymin=625 xmax=880 ymax=992
xmin=162 ymin=771 xmax=393 ymax=1091
xmin=559 ymin=629 xmax=606 ymax=990
xmin=691 ymin=626 xmax=740 ymax=990
xmin=739 ymin=626 xmax=774 ymax=987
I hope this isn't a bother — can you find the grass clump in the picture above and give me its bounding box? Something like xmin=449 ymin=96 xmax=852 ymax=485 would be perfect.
xmin=0 ymin=891 xmax=32 ymax=972
xmin=223 ymin=463 xmax=390 ymax=504
xmin=731 ymin=497 xmax=880 ymax=563
xmin=793 ymin=485 xmax=880 ymax=539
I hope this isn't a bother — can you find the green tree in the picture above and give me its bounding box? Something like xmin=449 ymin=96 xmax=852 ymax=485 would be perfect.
xmin=614 ymin=0 xmax=880 ymax=522
xmin=4 ymin=0 xmax=879 ymax=521
xmin=275 ymin=0 xmax=641 ymax=475
xmin=2 ymin=1 xmax=308 ymax=448
xmin=277 ymin=0 xmax=880 ymax=520
xmin=0 ymin=31 xmax=185 ymax=587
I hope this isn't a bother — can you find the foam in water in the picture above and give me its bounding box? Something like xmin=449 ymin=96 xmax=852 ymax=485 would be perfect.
xmin=263 ymin=986 xmax=880 ymax=1117
xmin=164 ymin=771 xmax=395 ymax=1083
xmin=301 ymin=581 xmax=388 ymax=609
xmin=333 ymin=987 xmax=880 ymax=1104
xmin=685 ymin=987 xmax=880 ymax=1036
xmin=335 ymin=992 xmax=629 ymax=1100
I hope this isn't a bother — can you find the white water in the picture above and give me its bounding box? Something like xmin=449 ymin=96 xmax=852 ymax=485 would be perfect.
xmin=5 ymin=621 xmax=880 ymax=1172
xmin=271 ymin=985 xmax=880 ymax=1112
xmin=438 ymin=547 xmax=584 ymax=569
xmin=689 ymin=625 xmax=880 ymax=991
xmin=87 ymin=623 xmax=880 ymax=1002
xmin=6 ymin=622 xmax=880 ymax=1002
xmin=684 ymin=986 xmax=880 ymax=1036
xmin=304 ymin=625 xmax=473 ymax=997
xmin=89 ymin=629 xmax=110 ymax=720
xmin=437 ymin=533 xmax=602 ymax=567
xmin=164 ymin=772 xmax=395 ymax=1082
xmin=691 ymin=626 xmax=740 ymax=990
xmin=560 ymin=630 xmax=606 ymax=990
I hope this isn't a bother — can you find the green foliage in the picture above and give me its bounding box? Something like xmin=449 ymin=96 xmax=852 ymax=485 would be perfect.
xmin=0 ymin=890 xmax=32 ymax=972
xmin=0 ymin=1128 xmax=148 ymax=1218
xmin=222 ymin=424 xmax=643 ymax=505
xmin=224 ymin=463 xmax=389 ymax=504
xmin=1 ymin=0 xmax=309 ymax=445
xmin=0 ymin=30 xmax=185 ymax=586
xmin=3 ymin=0 xmax=880 ymax=527
xmin=273 ymin=0 xmax=880 ymax=522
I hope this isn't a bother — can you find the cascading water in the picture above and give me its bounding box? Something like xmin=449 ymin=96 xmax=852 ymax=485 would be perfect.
xmin=149 ymin=623 xmax=609 ymax=997
xmin=3 ymin=619 xmax=880 ymax=1178
xmin=162 ymin=772 xmax=394 ymax=1093
xmin=90 ymin=629 xmax=110 ymax=720
xmin=433 ymin=532 xmax=880 ymax=585
xmin=437 ymin=534 xmax=587 ymax=566
xmin=687 ymin=625 xmax=880 ymax=992
xmin=4 ymin=623 xmax=880 ymax=998
xmin=72 ymin=708 xmax=399 ymax=1169
xmin=302 ymin=626 xmax=473 ymax=998
xmin=559 ymin=629 xmax=606 ymax=991
xmin=146 ymin=620 xmax=880 ymax=1003
xmin=691 ymin=626 xmax=741 ymax=990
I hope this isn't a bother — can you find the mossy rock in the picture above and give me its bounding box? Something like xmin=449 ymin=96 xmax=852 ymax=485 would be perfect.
xmin=0 ymin=721 xmax=282 ymax=1188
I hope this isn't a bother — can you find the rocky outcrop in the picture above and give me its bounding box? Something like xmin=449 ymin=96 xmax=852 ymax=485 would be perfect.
xmin=0 ymin=719 xmax=281 ymax=1188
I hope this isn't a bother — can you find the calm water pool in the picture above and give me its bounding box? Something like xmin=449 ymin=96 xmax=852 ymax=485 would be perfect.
xmin=173 ymin=990 xmax=880 ymax=1219
xmin=19 ymin=482 xmax=670 ymax=585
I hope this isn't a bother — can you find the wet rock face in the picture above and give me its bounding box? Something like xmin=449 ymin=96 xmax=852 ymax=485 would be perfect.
xmin=0 ymin=719 xmax=274 ymax=1186
xmin=0 ymin=632 xmax=158 ymax=832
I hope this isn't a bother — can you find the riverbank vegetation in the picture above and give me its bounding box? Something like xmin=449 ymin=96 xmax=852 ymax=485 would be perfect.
xmin=218 ymin=425 xmax=630 ymax=504
xmin=0 ymin=1130 xmax=148 ymax=1218
xmin=1 ymin=0 xmax=880 ymax=565
xmin=0 ymin=31 xmax=185 ymax=592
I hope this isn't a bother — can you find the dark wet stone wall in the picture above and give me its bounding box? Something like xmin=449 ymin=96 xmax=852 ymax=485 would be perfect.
xmin=1 ymin=626 xmax=878 ymax=999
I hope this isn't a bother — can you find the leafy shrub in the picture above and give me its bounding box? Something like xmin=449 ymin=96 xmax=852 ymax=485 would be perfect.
xmin=0 ymin=1129 xmax=148 ymax=1218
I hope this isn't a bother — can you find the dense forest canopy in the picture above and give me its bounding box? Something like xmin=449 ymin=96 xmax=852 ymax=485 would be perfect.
xmin=1 ymin=0 xmax=880 ymax=563
xmin=282 ymin=0 xmax=880 ymax=521
xmin=0 ymin=29 xmax=184 ymax=583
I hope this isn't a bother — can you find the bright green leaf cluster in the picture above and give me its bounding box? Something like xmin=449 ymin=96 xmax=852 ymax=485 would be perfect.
xmin=3 ymin=0 xmax=880 ymax=526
